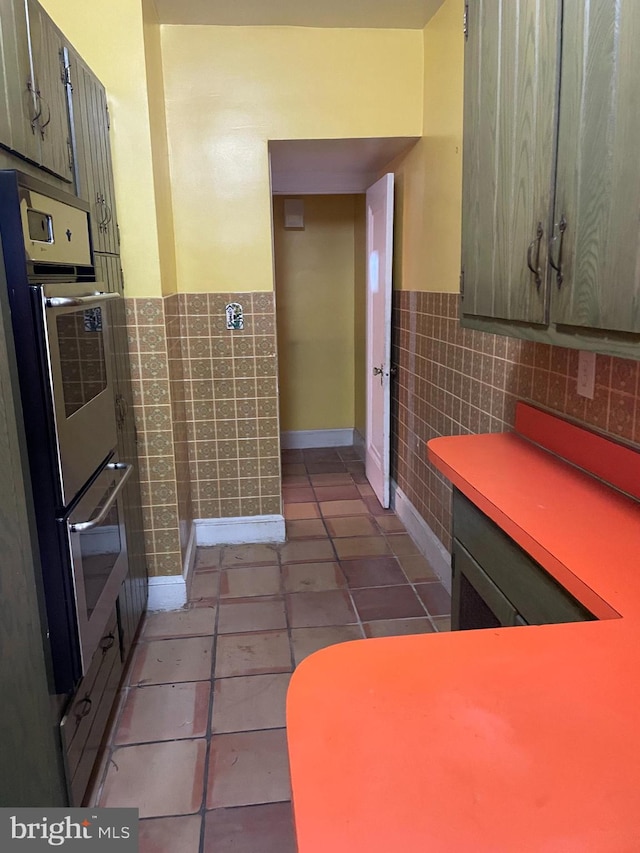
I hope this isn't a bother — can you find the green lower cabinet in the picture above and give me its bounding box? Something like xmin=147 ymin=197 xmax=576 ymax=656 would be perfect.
xmin=452 ymin=490 xmax=594 ymax=629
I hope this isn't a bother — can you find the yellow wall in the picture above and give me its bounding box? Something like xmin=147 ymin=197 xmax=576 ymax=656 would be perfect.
xmin=385 ymin=0 xmax=464 ymax=292
xmin=160 ymin=26 xmax=423 ymax=293
xmin=40 ymin=0 xmax=164 ymax=298
xmin=142 ymin=0 xmax=177 ymax=296
xmin=274 ymin=195 xmax=358 ymax=431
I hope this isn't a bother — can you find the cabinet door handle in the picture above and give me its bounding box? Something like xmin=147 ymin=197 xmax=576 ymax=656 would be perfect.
xmin=38 ymin=92 xmax=51 ymax=135
xmin=548 ymin=215 xmax=567 ymax=288
xmin=99 ymin=632 xmax=116 ymax=653
xmin=27 ymin=80 xmax=42 ymax=130
xmin=526 ymin=222 xmax=544 ymax=290
xmin=96 ymin=193 xmax=108 ymax=231
xmin=74 ymin=695 xmax=92 ymax=721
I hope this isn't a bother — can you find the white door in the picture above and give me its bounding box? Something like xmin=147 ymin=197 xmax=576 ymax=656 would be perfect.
xmin=365 ymin=173 xmax=394 ymax=508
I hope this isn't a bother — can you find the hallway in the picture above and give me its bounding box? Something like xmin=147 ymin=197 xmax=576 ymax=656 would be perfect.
xmin=94 ymin=446 xmax=451 ymax=851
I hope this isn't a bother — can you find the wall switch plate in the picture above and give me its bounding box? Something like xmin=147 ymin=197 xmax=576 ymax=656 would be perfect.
xmin=284 ymin=198 xmax=304 ymax=229
xmin=577 ymin=350 xmax=596 ymax=399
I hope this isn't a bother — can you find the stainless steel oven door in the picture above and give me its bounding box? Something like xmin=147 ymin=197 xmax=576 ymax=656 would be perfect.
xmin=38 ymin=284 xmax=120 ymax=504
xmin=65 ymin=457 xmax=132 ymax=673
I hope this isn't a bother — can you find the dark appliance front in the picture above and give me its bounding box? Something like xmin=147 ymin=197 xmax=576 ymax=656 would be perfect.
xmin=451 ymin=489 xmax=594 ymax=631
xmin=0 ymin=171 xmax=128 ymax=694
xmin=64 ymin=455 xmax=131 ymax=669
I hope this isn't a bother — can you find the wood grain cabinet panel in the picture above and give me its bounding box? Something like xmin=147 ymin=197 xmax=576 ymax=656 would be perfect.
xmin=60 ymin=613 xmax=122 ymax=806
xmin=462 ymin=0 xmax=640 ymax=355
xmin=68 ymin=52 xmax=119 ymax=254
xmin=462 ymin=0 xmax=558 ymax=325
xmin=0 ymin=0 xmax=41 ymax=166
xmin=553 ymin=0 xmax=640 ymax=335
xmin=25 ymin=0 xmax=72 ymax=182
xmin=0 ymin=0 xmax=72 ymax=181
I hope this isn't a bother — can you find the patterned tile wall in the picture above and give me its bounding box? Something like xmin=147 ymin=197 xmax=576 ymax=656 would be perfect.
xmin=126 ymin=298 xmax=183 ymax=577
xmin=178 ymin=292 xmax=282 ymax=520
xmin=125 ymin=292 xmax=282 ymax=576
xmin=392 ymin=291 xmax=640 ymax=552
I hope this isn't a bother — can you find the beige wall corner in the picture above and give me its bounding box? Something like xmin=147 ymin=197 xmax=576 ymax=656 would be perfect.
xmin=40 ymin=0 xmax=165 ymax=298
xmin=383 ymin=0 xmax=464 ymax=293
xmin=143 ymin=0 xmax=178 ymax=296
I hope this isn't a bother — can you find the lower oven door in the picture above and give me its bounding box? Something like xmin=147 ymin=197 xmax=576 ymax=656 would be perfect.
xmin=65 ymin=456 xmax=132 ymax=673
xmin=37 ymin=284 xmax=120 ymax=505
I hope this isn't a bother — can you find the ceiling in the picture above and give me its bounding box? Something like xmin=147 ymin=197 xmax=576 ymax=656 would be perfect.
xmin=153 ymin=0 xmax=446 ymax=29
xmin=269 ymin=138 xmax=420 ymax=194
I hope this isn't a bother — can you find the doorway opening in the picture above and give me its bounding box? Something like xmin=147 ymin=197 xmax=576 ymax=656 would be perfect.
xmin=269 ymin=137 xmax=419 ymax=511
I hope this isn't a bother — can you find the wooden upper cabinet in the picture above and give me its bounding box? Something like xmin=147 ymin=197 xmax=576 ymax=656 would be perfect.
xmin=462 ymin=0 xmax=640 ymax=356
xmin=552 ymin=0 xmax=640 ymax=335
xmin=0 ymin=0 xmax=72 ymax=181
xmin=0 ymin=0 xmax=41 ymax=165
xmin=461 ymin=0 xmax=559 ymax=325
xmin=69 ymin=51 xmax=119 ymax=254
xmin=24 ymin=0 xmax=72 ymax=181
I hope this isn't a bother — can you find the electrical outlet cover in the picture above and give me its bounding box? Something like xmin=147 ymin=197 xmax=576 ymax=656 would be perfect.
xmin=577 ymin=351 xmax=596 ymax=399
xmin=225 ymin=302 xmax=244 ymax=330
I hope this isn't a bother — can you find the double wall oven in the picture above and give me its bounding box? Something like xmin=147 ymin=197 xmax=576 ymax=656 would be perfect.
xmin=0 ymin=171 xmax=130 ymax=694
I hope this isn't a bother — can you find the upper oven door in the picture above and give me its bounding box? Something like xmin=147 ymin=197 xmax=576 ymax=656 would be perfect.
xmin=37 ymin=284 xmax=120 ymax=505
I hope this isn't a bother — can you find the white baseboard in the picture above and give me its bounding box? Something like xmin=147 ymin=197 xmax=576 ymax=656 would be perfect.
xmin=195 ymin=514 xmax=286 ymax=545
xmin=391 ymin=484 xmax=452 ymax=593
xmin=353 ymin=429 xmax=365 ymax=458
xmin=280 ymin=429 xmax=355 ymax=449
xmin=147 ymin=575 xmax=188 ymax=611
xmin=182 ymin=521 xmax=197 ymax=597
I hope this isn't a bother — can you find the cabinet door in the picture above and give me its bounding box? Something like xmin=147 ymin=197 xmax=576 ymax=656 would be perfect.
xmin=0 ymin=0 xmax=40 ymax=164
xmin=70 ymin=54 xmax=119 ymax=254
xmin=24 ymin=0 xmax=72 ymax=181
xmin=552 ymin=0 xmax=640 ymax=334
xmin=461 ymin=0 xmax=558 ymax=324
xmin=94 ymin=255 xmax=147 ymax=660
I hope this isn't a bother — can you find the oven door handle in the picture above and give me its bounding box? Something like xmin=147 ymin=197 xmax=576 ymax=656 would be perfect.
xmin=69 ymin=463 xmax=133 ymax=533
xmin=45 ymin=292 xmax=121 ymax=309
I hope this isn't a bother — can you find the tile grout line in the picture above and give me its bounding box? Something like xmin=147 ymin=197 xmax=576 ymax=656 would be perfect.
xmin=278 ymin=529 xmax=299 ymax=676
xmin=318 ymin=465 xmax=367 ymax=641
xmin=197 ymin=550 xmax=223 ymax=853
xmin=389 ymin=535 xmax=450 ymax=629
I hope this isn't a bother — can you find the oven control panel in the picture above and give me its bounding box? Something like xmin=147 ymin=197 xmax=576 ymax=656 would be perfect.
xmin=19 ymin=189 xmax=91 ymax=266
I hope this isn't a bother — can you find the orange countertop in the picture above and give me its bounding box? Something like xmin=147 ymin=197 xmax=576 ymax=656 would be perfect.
xmin=287 ymin=408 xmax=640 ymax=852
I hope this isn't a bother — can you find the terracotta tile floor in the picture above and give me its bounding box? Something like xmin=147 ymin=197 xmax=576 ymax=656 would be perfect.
xmin=95 ymin=447 xmax=451 ymax=852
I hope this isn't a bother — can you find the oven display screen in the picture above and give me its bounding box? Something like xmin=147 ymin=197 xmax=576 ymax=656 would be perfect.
xmin=57 ymin=308 xmax=108 ymax=417
xmin=27 ymin=208 xmax=54 ymax=243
